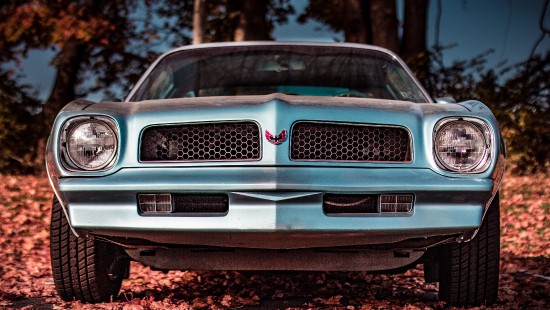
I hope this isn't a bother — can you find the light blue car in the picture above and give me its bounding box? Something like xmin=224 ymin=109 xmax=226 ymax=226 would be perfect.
xmin=46 ymin=42 xmax=505 ymax=306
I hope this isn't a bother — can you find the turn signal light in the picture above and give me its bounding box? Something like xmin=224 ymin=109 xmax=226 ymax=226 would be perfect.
xmin=379 ymin=194 xmax=414 ymax=213
xmin=138 ymin=194 xmax=173 ymax=213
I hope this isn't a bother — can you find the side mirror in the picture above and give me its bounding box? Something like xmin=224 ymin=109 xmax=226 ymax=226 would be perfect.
xmin=434 ymin=97 xmax=457 ymax=104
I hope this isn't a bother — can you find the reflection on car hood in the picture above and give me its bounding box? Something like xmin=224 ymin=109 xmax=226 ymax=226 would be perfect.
xmin=74 ymin=93 xmax=468 ymax=117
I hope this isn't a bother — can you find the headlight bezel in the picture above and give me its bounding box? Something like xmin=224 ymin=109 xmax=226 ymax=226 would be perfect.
xmin=60 ymin=116 xmax=119 ymax=172
xmin=433 ymin=117 xmax=493 ymax=174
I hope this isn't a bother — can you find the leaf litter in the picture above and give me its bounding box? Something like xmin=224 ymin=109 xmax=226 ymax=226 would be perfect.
xmin=0 ymin=172 xmax=548 ymax=309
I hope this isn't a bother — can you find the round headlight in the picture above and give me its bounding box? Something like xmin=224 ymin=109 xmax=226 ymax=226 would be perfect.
xmin=434 ymin=120 xmax=489 ymax=172
xmin=66 ymin=119 xmax=118 ymax=170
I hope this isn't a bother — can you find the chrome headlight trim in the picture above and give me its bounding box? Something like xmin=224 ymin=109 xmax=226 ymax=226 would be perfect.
xmin=433 ymin=117 xmax=493 ymax=173
xmin=59 ymin=116 xmax=119 ymax=172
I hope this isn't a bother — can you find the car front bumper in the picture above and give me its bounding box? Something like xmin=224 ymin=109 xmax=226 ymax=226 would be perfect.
xmin=57 ymin=166 xmax=491 ymax=249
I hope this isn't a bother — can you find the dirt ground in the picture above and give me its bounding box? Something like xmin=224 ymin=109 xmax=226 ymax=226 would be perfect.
xmin=0 ymin=173 xmax=548 ymax=309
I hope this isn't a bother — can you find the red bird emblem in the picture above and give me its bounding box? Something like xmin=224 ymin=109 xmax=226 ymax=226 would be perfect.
xmin=265 ymin=129 xmax=287 ymax=145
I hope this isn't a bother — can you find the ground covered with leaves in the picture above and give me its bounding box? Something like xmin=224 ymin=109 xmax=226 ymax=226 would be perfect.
xmin=0 ymin=173 xmax=548 ymax=309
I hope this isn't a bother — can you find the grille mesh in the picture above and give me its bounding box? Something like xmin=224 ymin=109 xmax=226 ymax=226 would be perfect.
xmin=291 ymin=122 xmax=411 ymax=162
xmin=140 ymin=122 xmax=260 ymax=162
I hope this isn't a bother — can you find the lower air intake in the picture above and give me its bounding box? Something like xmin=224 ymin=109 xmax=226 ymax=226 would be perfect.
xmin=138 ymin=194 xmax=228 ymax=214
xmin=173 ymin=194 xmax=228 ymax=213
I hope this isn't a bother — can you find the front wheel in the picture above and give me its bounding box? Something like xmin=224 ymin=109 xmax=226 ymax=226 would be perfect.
xmin=438 ymin=194 xmax=500 ymax=306
xmin=50 ymin=198 xmax=129 ymax=303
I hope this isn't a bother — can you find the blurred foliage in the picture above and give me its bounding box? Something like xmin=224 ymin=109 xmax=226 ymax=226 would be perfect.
xmin=297 ymin=0 xmax=346 ymax=32
xmin=0 ymin=0 xmax=162 ymax=100
xmin=0 ymin=0 xmax=169 ymax=174
xmin=156 ymin=0 xmax=294 ymax=44
xmin=427 ymin=49 xmax=550 ymax=174
xmin=0 ymin=70 xmax=44 ymax=174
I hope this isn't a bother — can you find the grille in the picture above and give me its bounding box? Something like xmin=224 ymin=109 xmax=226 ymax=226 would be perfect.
xmin=291 ymin=122 xmax=411 ymax=162
xmin=140 ymin=122 xmax=261 ymax=162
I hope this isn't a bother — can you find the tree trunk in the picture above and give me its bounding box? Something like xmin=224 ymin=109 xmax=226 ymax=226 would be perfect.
xmin=36 ymin=39 xmax=85 ymax=172
xmin=401 ymin=0 xmax=429 ymax=82
xmin=193 ymin=0 xmax=206 ymax=44
xmin=342 ymin=0 xmax=368 ymax=43
xmin=369 ymin=0 xmax=399 ymax=52
xmin=43 ymin=39 xmax=86 ymax=127
xmin=401 ymin=0 xmax=428 ymax=57
xmin=234 ymin=0 xmax=271 ymax=41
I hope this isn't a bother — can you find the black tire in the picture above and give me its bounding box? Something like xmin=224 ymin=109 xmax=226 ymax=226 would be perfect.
xmin=50 ymin=198 xmax=129 ymax=303
xmin=439 ymin=194 xmax=500 ymax=306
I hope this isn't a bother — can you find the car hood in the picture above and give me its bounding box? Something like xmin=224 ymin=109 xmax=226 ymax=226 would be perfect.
xmin=74 ymin=93 xmax=469 ymax=117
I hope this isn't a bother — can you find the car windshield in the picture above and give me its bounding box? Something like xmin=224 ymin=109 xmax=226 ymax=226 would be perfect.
xmin=130 ymin=45 xmax=429 ymax=103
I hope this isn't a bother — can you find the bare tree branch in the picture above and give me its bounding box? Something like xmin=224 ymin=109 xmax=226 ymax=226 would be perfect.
xmin=530 ymin=0 xmax=550 ymax=58
xmin=434 ymin=0 xmax=442 ymax=50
